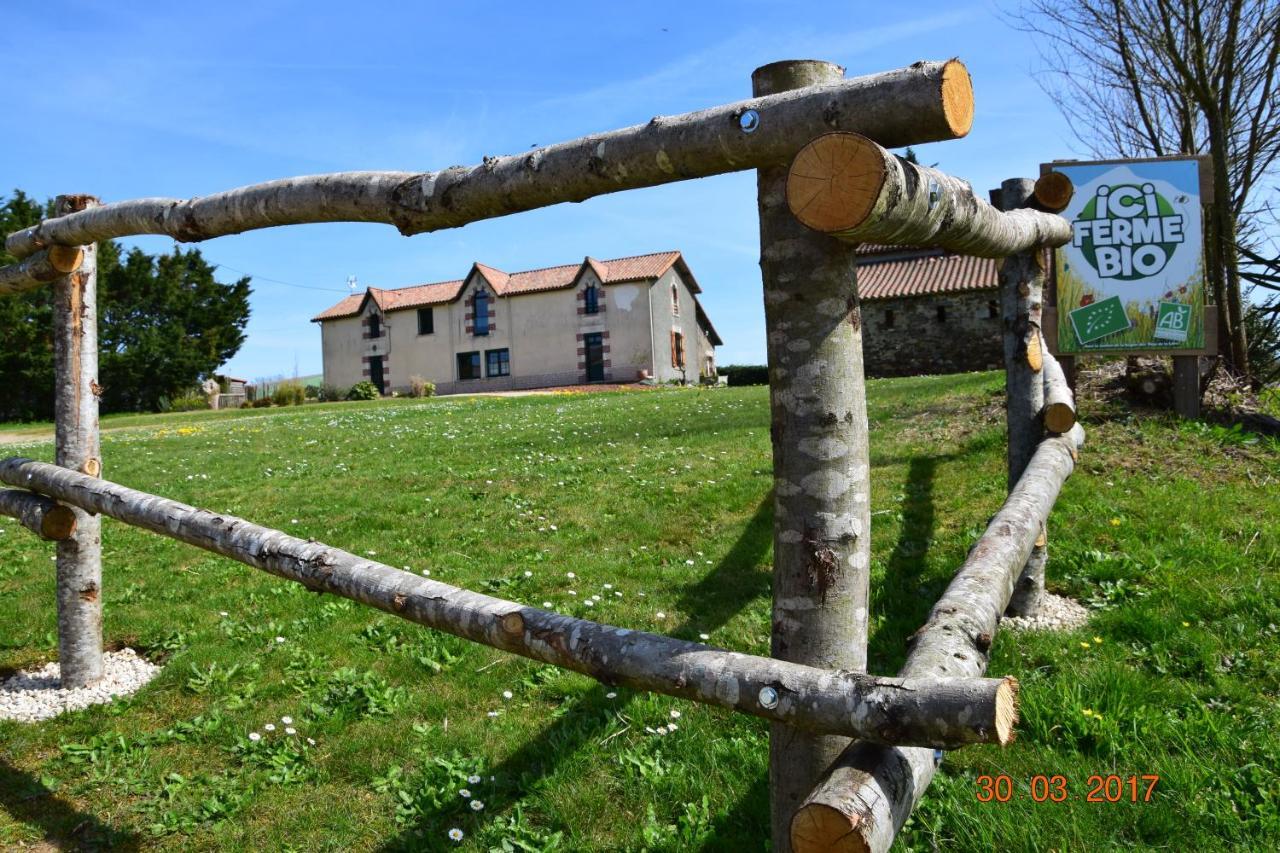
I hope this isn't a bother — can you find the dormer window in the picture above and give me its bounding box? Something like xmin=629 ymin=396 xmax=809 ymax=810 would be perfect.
xmin=473 ymin=290 xmax=489 ymax=336
xmin=584 ymin=284 xmax=599 ymax=314
xmin=671 ymin=282 xmax=680 ymax=316
xmin=368 ymin=313 xmax=381 ymax=337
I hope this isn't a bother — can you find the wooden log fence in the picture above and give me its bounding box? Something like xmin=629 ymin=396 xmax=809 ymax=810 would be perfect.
xmin=0 ymin=55 xmax=1086 ymax=852
xmin=0 ymin=489 xmax=77 ymax=540
xmin=3 ymin=61 xmax=973 ymax=261
xmin=790 ymin=424 xmax=1084 ymax=853
xmin=0 ymin=456 xmax=1014 ymax=749
xmin=784 ymin=132 xmax=1072 ymax=256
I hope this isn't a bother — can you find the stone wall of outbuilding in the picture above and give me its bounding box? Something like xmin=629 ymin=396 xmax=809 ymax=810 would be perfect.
xmin=862 ymin=289 xmax=1004 ymax=378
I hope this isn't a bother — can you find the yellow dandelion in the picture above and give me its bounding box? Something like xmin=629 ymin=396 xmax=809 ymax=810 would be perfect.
xmin=1093 ymin=713 xmax=1103 ymax=721
xmin=1109 ymin=518 xmax=1122 ymax=526
xmin=1182 ymin=621 xmax=1191 ymax=627
xmin=1080 ymin=641 xmax=1091 ymax=649
xmin=1092 ymin=636 xmax=1103 ymax=644
xmin=1082 ymin=708 xmax=1093 ymax=716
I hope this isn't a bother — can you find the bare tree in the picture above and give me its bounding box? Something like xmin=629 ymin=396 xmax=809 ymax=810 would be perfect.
xmin=1016 ymin=0 xmax=1280 ymax=380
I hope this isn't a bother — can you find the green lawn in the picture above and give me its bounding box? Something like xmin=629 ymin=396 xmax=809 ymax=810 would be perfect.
xmin=1 ymin=376 xmax=1277 ymax=851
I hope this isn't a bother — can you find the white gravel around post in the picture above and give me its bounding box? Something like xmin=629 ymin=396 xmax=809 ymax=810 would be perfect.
xmin=999 ymin=592 xmax=1090 ymax=632
xmin=0 ymin=648 xmax=160 ymax=723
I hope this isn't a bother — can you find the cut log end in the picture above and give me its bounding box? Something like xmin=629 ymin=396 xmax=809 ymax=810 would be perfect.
xmin=1026 ymin=333 xmax=1043 ymax=372
xmin=47 ymin=245 xmax=84 ymax=274
xmin=940 ymin=58 xmax=975 ymax=138
xmin=1033 ymin=171 xmax=1074 ymax=213
xmin=790 ymin=803 xmax=869 ymax=853
xmin=786 ymin=133 xmax=887 ymax=235
xmin=40 ymin=505 xmax=78 ymax=541
xmin=995 ymin=676 xmax=1019 ymax=745
xmin=1043 ymin=402 xmax=1077 ymax=434
xmin=500 ymin=611 xmax=524 ymax=635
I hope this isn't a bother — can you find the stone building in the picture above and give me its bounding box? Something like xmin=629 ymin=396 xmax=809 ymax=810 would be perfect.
xmin=856 ymin=244 xmax=1003 ymax=377
xmin=312 ymin=250 xmax=721 ymax=395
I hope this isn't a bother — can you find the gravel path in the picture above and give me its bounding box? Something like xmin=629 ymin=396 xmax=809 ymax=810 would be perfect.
xmin=0 ymin=648 xmax=161 ymax=723
xmin=1000 ymin=592 xmax=1090 ymax=632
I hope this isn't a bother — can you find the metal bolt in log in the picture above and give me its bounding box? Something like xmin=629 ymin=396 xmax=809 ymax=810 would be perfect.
xmin=51 ymin=194 xmax=103 ymax=688
xmin=0 ymin=489 xmax=77 ymax=540
xmin=4 ymin=60 xmax=973 ymax=260
xmin=0 ymin=456 xmax=1019 ymax=749
xmin=753 ymin=60 xmax=875 ymax=853
xmin=785 ymin=132 xmax=1072 ymax=256
xmin=789 ymin=425 xmax=1084 ymax=853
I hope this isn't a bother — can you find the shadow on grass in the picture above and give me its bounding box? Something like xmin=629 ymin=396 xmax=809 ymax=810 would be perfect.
xmin=0 ymin=758 xmax=141 ymax=851
xmin=377 ymin=495 xmax=775 ymax=852
xmin=869 ymin=454 xmax=942 ymax=674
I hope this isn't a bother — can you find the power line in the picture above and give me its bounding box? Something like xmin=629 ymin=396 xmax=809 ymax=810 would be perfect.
xmin=206 ymin=258 xmax=349 ymax=293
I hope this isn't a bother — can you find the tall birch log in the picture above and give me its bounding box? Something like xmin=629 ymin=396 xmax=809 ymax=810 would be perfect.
xmin=785 ymin=132 xmax=1071 ymax=256
xmin=789 ymin=425 xmax=1085 ymax=853
xmin=0 ymin=489 xmax=77 ymax=540
xmin=0 ymin=456 xmax=1017 ymax=748
xmin=753 ymin=60 xmax=873 ymax=853
xmin=4 ymin=61 xmax=973 ymax=261
xmin=998 ymin=180 xmax=1048 ymax=618
xmin=0 ymin=246 xmax=83 ymax=295
xmin=51 ymin=195 xmax=102 ymax=688
xmin=1041 ymin=345 xmax=1077 ymax=434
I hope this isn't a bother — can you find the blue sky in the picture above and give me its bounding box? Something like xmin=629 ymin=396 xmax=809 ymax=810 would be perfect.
xmin=2 ymin=1 xmax=1085 ymax=380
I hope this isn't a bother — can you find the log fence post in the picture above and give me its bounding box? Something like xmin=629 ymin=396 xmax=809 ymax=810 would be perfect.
xmin=52 ymin=194 xmax=104 ymax=688
xmin=997 ymin=179 xmax=1048 ymax=618
xmin=753 ymin=60 xmax=872 ymax=853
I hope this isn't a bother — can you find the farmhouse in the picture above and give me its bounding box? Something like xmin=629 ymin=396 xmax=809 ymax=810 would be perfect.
xmin=312 ymin=250 xmax=721 ymax=395
xmin=857 ymin=244 xmax=1004 ymax=377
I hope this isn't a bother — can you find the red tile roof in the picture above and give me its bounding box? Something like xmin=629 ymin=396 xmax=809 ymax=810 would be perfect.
xmin=856 ymin=250 xmax=998 ymax=301
xmin=312 ymin=251 xmax=692 ymax=321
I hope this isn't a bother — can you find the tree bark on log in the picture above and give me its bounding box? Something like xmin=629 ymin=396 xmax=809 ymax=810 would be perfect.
xmin=785 ymin=133 xmax=1072 ymax=256
xmin=0 ymin=246 xmax=83 ymax=295
xmin=789 ymin=426 xmax=1084 ymax=853
xmin=1041 ymin=346 xmax=1077 ymax=434
xmin=0 ymin=489 xmax=77 ymax=540
xmin=4 ymin=60 xmax=973 ymax=261
xmin=0 ymin=456 xmax=1016 ymax=748
xmin=753 ymin=60 xmax=875 ymax=853
xmin=51 ymin=196 xmax=103 ymax=688
xmin=998 ymin=179 xmax=1048 ymax=619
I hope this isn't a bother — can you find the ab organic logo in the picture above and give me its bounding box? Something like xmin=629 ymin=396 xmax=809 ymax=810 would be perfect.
xmin=1072 ymin=184 xmax=1185 ymax=280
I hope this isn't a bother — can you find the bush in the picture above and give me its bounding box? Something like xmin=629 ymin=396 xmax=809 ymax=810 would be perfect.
xmin=719 ymin=364 xmax=769 ymax=386
xmin=272 ymin=380 xmax=306 ymax=407
xmin=408 ymin=375 xmax=435 ymax=398
xmin=318 ymin=384 xmax=347 ymax=402
xmin=169 ymin=392 xmax=211 ymax=412
xmin=251 ymin=397 xmax=273 ymax=408
xmin=304 ymin=384 xmax=320 ymax=400
xmin=347 ymin=380 xmax=380 ymax=401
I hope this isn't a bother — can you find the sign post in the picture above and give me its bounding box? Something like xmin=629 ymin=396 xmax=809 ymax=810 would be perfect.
xmin=1042 ymin=156 xmax=1215 ymax=417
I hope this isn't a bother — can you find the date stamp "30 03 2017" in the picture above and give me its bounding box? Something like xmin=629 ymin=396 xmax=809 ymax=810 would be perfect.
xmin=975 ymin=775 xmax=1160 ymax=803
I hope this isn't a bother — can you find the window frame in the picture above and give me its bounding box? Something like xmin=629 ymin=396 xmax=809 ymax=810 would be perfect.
xmin=367 ymin=312 xmax=381 ymax=338
xmin=671 ymin=281 xmax=680 ymax=316
xmin=473 ymin=290 xmax=490 ymax=336
xmin=584 ymin=284 xmax=599 ymax=315
xmin=671 ymin=331 xmax=686 ymax=368
xmin=456 ymin=351 xmax=482 ymax=380
xmin=417 ymin=306 xmax=434 ymax=335
xmin=485 ymin=348 xmax=510 ymax=378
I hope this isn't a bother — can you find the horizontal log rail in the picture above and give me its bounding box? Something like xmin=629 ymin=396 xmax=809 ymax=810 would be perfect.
xmin=0 ymin=456 xmax=1015 ymax=749
xmin=2 ymin=60 xmax=973 ymax=262
xmin=785 ymin=132 xmax=1072 ymax=256
xmin=0 ymin=246 xmax=84 ymax=295
xmin=1041 ymin=344 xmax=1077 ymax=434
xmin=790 ymin=424 xmax=1085 ymax=853
xmin=0 ymin=488 xmax=77 ymax=540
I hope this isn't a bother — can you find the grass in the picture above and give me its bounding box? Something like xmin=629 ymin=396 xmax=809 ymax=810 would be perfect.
xmin=1 ymin=374 xmax=1277 ymax=851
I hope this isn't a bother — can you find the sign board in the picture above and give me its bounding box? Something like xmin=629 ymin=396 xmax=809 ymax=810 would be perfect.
xmin=1043 ymin=157 xmax=1211 ymax=354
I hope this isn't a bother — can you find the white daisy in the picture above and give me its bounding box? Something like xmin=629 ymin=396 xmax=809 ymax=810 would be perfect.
xmin=264 ymin=723 xmax=276 ymax=732
xmin=467 ymin=774 xmax=482 ymax=785
xmin=448 ymin=828 xmax=464 ymax=841
xmin=285 ymin=726 xmax=297 ymax=735
xmin=459 ymin=788 xmax=472 ymax=798
xmin=470 ymin=800 xmax=485 ymax=811
xmin=281 ymin=716 xmax=293 ymax=724
xmin=502 ymin=690 xmax=513 ymax=700
xmin=248 ymin=732 xmax=261 ymax=741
